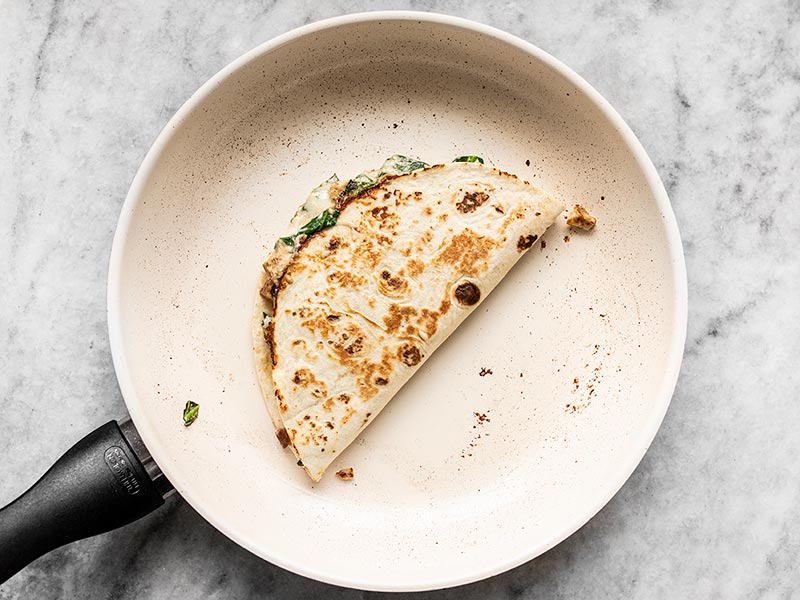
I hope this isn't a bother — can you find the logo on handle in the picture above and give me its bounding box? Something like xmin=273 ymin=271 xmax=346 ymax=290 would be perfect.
xmin=104 ymin=446 xmax=141 ymax=495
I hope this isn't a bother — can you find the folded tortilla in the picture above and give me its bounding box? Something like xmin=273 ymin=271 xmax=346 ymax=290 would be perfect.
xmin=254 ymin=159 xmax=564 ymax=481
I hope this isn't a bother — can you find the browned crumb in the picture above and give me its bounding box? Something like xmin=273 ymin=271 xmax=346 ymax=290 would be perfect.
xmin=540 ymin=240 xmax=547 ymax=250
xmin=564 ymin=235 xmax=571 ymax=243
xmin=479 ymin=367 xmax=493 ymax=376
xmin=474 ymin=412 xmax=490 ymax=423
xmin=566 ymin=204 xmax=597 ymax=230
xmin=335 ymin=467 xmax=354 ymax=481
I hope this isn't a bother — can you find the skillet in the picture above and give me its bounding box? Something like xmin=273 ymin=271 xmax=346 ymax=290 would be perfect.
xmin=0 ymin=12 xmax=687 ymax=591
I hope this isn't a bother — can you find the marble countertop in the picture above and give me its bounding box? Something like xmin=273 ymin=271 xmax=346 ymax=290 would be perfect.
xmin=1 ymin=1 xmax=797 ymax=598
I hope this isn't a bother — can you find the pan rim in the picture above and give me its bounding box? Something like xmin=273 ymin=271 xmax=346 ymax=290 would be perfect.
xmin=107 ymin=10 xmax=688 ymax=592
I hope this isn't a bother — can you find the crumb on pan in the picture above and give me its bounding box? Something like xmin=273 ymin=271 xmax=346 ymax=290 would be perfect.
xmin=336 ymin=467 xmax=354 ymax=480
xmin=566 ymin=204 xmax=597 ymax=230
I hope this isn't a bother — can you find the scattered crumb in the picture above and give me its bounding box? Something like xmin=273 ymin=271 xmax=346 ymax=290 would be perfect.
xmin=540 ymin=240 xmax=547 ymax=250
xmin=335 ymin=467 xmax=354 ymax=481
xmin=519 ymin=372 xmax=524 ymax=378
xmin=564 ymin=235 xmax=571 ymax=243
xmin=525 ymin=159 xmax=531 ymax=166
xmin=479 ymin=367 xmax=493 ymax=377
xmin=462 ymin=410 xmax=492 ymax=457
xmin=566 ymin=204 xmax=597 ymax=230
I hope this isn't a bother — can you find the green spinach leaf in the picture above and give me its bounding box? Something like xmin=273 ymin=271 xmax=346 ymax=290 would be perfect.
xmin=453 ymin=155 xmax=485 ymax=164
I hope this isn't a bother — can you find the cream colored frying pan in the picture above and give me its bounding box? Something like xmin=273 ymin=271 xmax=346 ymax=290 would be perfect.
xmin=0 ymin=12 xmax=687 ymax=591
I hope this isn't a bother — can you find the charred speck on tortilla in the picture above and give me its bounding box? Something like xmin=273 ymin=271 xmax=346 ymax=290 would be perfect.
xmin=252 ymin=155 xmax=564 ymax=481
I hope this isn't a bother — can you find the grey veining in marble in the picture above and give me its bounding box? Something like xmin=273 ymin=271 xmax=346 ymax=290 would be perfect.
xmin=1 ymin=0 xmax=799 ymax=598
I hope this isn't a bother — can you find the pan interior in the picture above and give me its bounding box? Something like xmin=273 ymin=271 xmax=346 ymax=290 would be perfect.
xmin=109 ymin=14 xmax=685 ymax=592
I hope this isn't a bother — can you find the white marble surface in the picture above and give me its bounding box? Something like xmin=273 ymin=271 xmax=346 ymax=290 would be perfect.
xmin=1 ymin=0 xmax=798 ymax=597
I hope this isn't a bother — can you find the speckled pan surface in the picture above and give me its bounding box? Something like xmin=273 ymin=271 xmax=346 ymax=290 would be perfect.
xmin=108 ymin=12 xmax=687 ymax=592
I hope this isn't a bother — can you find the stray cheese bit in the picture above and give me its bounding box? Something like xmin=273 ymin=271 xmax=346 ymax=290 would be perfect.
xmin=335 ymin=467 xmax=354 ymax=481
xmin=566 ymin=204 xmax=597 ymax=230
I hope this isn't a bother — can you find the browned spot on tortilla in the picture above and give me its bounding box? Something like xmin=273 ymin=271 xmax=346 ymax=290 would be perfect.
xmin=393 ymin=190 xmax=416 ymax=206
xmin=456 ymin=190 xmax=490 ymax=213
xmin=325 ymin=421 xmax=335 ymax=429
xmin=351 ymin=347 xmax=395 ymax=401
xmin=292 ymin=368 xmax=312 ymax=385
xmin=415 ymin=229 xmax=434 ymax=252
xmin=276 ymin=427 xmax=290 ymax=448
xmin=275 ymin=389 xmax=288 ymax=414
xmin=322 ymin=397 xmax=336 ymax=412
xmin=383 ymin=303 xmax=419 ymax=333
xmin=494 ymin=205 xmax=505 ymax=214
xmin=423 ymin=206 xmax=433 ymax=216
xmin=341 ymin=407 xmax=356 ymax=424
xmin=454 ymin=281 xmax=481 ymax=306
xmin=434 ymin=229 xmax=498 ymax=277
xmin=370 ymin=206 xmax=390 ymax=220
xmin=327 ymin=270 xmax=366 ymax=288
xmin=377 ymin=270 xmax=409 ymax=298
xmin=327 ymin=237 xmax=341 ymax=251
xmin=349 ymin=233 xmax=383 ymax=269
xmin=419 ymin=308 xmax=441 ymax=338
xmin=306 ymin=316 xmax=395 ymax=402
xmin=301 ymin=311 xmax=338 ymax=340
xmin=407 ymin=258 xmax=425 ymax=278
xmin=517 ymin=234 xmax=538 ymax=251
xmin=438 ymin=213 xmax=449 ymax=222
xmin=375 ymin=377 xmax=389 ymax=385
xmin=398 ymin=342 xmax=421 ymax=366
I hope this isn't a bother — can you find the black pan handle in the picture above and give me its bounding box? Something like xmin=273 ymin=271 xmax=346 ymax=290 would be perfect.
xmin=0 ymin=419 xmax=172 ymax=584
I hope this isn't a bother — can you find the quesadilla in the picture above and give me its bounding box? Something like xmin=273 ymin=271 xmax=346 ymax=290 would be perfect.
xmin=253 ymin=155 xmax=565 ymax=481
